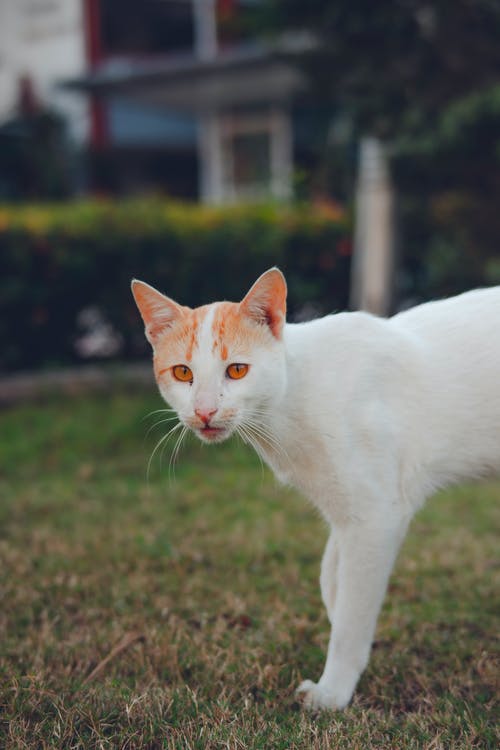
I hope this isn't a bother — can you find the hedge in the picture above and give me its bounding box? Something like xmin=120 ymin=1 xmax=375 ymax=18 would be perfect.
xmin=0 ymin=200 xmax=351 ymax=373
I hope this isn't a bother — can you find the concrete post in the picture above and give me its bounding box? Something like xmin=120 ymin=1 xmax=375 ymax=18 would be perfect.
xmin=350 ymin=137 xmax=395 ymax=316
xmin=193 ymin=0 xmax=217 ymax=61
xmin=198 ymin=111 xmax=225 ymax=203
xmin=192 ymin=0 xmax=222 ymax=202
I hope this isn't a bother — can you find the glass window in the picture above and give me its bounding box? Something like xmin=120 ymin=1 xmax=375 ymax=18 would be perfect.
xmin=220 ymin=109 xmax=291 ymax=201
xmin=229 ymin=130 xmax=271 ymax=194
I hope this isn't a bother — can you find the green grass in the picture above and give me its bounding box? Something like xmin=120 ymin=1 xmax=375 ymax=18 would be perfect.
xmin=0 ymin=389 xmax=498 ymax=749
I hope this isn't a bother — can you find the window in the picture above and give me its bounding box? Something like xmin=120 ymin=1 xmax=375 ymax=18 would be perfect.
xmin=225 ymin=127 xmax=271 ymax=198
xmin=220 ymin=109 xmax=291 ymax=201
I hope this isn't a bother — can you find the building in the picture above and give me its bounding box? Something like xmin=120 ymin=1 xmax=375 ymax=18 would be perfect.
xmin=66 ymin=0 xmax=312 ymax=203
xmin=0 ymin=0 xmax=315 ymax=203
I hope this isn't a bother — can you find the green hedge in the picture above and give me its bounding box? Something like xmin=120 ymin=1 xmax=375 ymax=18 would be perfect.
xmin=0 ymin=200 xmax=351 ymax=372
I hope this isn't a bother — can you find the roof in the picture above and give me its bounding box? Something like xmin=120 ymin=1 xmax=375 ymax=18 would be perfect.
xmin=61 ymin=34 xmax=313 ymax=112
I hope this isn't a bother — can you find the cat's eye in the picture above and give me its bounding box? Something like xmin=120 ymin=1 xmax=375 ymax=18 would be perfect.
xmin=172 ymin=365 xmax=193 ymax=382
xmin=226 ymin=363 xmax=249 ymax=380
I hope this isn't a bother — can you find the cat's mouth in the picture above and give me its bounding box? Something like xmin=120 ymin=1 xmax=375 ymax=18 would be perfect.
xmin=195 ymin=424 xmax=231 ymax=443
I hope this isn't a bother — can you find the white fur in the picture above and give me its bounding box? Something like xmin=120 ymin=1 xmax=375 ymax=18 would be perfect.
xmin=146 ymin=283 xmax=500 ymax=710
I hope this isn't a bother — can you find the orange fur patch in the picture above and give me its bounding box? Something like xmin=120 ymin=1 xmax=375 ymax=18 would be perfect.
xmin=185 ymin=315 xmax=199 ymax=362
xmin=153 ymin=298 xmax=275 ymax=380
xmin=153 ymin=305 xmax=210 ymax=378
xmin=211 ymin=301 xmax=273 ymax=360
xmin=212 ymin=302 xmax=239 ymax=360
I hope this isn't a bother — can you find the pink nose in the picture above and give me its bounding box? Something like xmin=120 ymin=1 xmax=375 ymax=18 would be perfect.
xmin=195 ymin=407 xmax=217 ymax=426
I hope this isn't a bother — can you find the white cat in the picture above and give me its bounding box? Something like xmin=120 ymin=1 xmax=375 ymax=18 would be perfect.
xmin=132 ymin=267 xmax=500 ymax=710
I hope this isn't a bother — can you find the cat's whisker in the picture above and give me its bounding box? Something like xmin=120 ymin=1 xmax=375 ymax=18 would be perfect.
xmin=142 ymin=408 xmax=177 ymax=422
xmin=243 ymin=415 xmax=279 ymax=439
xmin=242 ymin=415 xmax=292 ymax=467
xmin=144 ymin=416 xmax=179 ymax=439
xmin=168 ymin=425 xmax=189 ymax=482
xmin=243 ymin=420 xmax=276 ymax=447
xmin=240 ymin=411 xmax=279 ymax=445
xmin=146 ymin=421 xmax=183 ymax=481
xmin=236 ymin=424 xmax=265 ymax=477
xmin=245 ymin=424 xmax=285 ymax=462
xmin=160 ymin=422 xmax=182 ymax=469
xmin=241 ymin=419 xmax=289 ymax=469
xmin=236 ymin=423 xmax=255 ymax=450
xmin=172 ymin=427 xmax=189 ymax=469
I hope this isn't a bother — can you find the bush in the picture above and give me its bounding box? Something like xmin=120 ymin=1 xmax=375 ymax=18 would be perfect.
xmin=0 ymin=199 xmax=351 ymax=372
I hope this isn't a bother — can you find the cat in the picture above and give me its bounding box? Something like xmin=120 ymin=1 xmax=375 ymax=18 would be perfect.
xmin=131 ymin=267 xmax=500 ymax=710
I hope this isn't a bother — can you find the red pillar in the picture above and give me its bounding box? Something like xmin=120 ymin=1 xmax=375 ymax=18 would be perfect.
xmin=82 ymin=0 xmax=108 ymax=149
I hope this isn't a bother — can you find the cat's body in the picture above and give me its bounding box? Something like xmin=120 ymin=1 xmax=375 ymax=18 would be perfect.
xmin=132 ymin=269 xmax=500 ymax=710
xmin=279 ymin=287 xmax=500 ymax=513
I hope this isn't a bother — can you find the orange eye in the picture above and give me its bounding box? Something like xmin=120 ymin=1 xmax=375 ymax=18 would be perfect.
xmin=172 ymin=365 xmax=193 ymax=382
xmin=226 ymin=363 xmax=249 ymax=380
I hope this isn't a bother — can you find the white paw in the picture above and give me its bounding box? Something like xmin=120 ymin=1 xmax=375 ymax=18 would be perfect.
xmin=296 ymin=679 xmax=350 ymax=711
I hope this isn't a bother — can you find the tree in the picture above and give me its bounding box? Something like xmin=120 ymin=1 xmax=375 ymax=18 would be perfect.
xmin=268 ymin=0 xmax=500 ymax=139
xmin=264 ymin=0 xmax=500 ymax=297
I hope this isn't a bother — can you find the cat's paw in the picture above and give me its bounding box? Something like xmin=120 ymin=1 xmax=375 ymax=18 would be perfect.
xmin=296 ymin=679 xmax=350 ymax=711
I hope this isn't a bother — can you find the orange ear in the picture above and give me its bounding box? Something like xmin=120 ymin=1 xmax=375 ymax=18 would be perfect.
xmin=131 ymin=279 xmax=185 ymax=346
xmin=240 ymin=268 xmax=287 ymax=339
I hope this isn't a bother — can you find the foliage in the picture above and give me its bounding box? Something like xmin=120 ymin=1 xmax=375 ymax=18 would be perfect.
xmin=0 ymin=389 xmax=498 ymax=748
xmin=393 ymin=84 xmax=500 ymax=299
xmin=267 ymin=0 xmax=500 ymax=140
xmin=0 ymin=199 xmax=350 ymax=372
xmin=262 ymin=1 xmax=500 ymax=301
xmin=0 ymin=109 xmax=71 ymax=201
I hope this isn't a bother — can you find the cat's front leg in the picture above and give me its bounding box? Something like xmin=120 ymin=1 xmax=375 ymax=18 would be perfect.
xmin=319 ymin=529 xmax=338 ymax=624
xmin=297 ymin=516 xmax=409 ymax=710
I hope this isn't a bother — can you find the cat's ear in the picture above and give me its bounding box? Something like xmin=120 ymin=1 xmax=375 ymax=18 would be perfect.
xmin=240 ymin=267 xmax=287 ymax=340
xmin=131 ymin=279 xmax=185 ymax=346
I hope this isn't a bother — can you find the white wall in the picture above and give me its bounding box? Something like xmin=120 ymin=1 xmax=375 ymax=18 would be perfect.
xmin=0 ymin=0 xmax=89 ymax=143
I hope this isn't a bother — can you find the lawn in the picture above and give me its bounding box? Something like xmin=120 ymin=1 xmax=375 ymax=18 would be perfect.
xmin=0 ymin=388 xmax=498 ymax=749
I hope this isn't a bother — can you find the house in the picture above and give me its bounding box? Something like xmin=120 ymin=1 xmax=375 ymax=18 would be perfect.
xmin=0 ymin=1 xmax=317 ymax=202
xmin=0 ymin=0 xmax=311 ymax=203
xmin=63 ymin=0 xmax=312 ymax=203
xmin=0 ymin=1 xmax=322 ymax=203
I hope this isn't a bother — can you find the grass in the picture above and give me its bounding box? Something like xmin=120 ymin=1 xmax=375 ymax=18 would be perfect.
xmin=0 ymin=388 xmax=498 ymax=749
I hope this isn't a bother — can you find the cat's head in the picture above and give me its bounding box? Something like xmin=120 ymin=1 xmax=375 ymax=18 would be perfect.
xmin=131 ymin=268 xmax=287 ymax=444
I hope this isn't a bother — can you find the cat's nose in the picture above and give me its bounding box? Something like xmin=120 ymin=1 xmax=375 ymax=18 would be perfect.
xmin=195 ymin=407 xmax=217 ymax=426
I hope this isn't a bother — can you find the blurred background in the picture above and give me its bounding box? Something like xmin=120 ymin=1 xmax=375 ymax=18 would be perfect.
xmin=1 ymin=0 xmax=500 ymax=379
